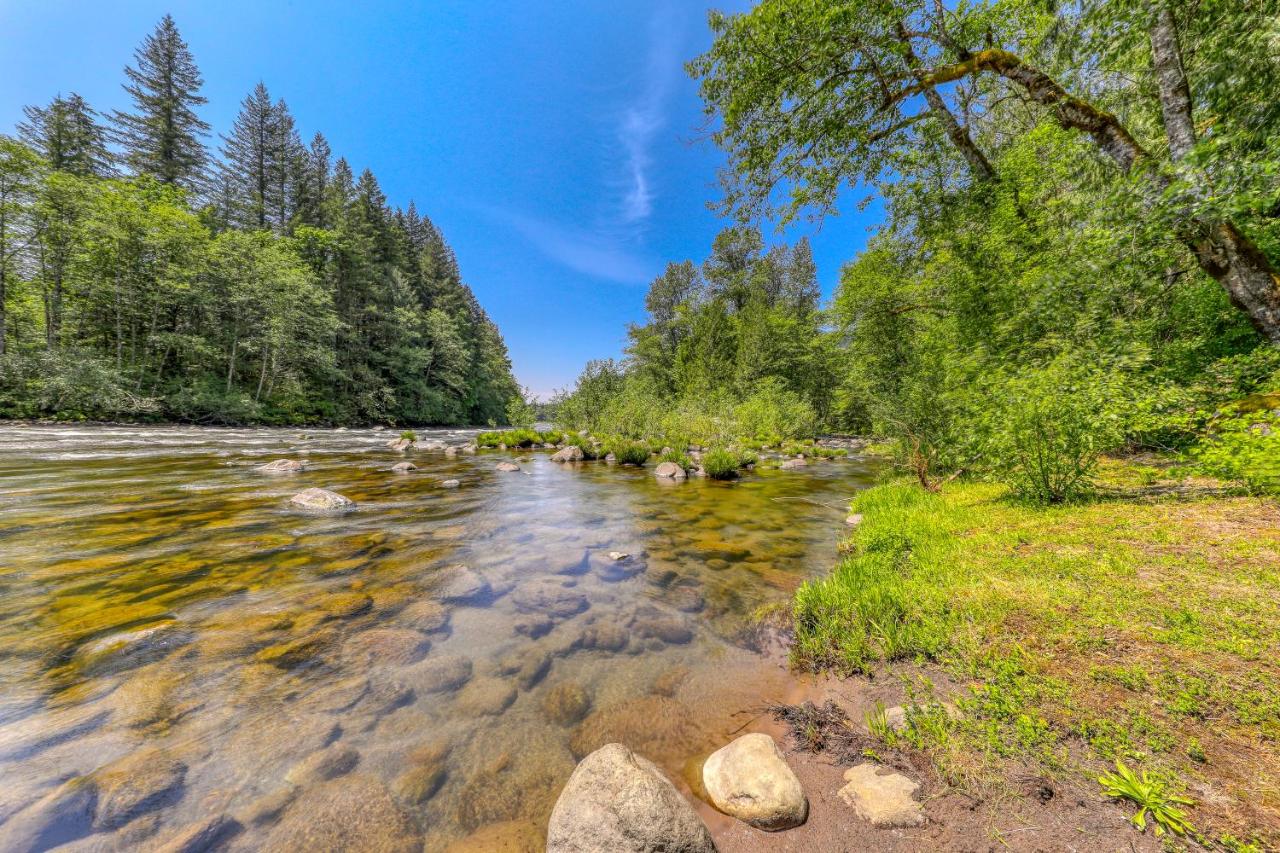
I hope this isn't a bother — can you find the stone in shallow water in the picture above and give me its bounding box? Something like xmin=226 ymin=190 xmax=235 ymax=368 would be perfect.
xmin=575 ymin=621 xmax=628 ymax=652
xmin=455 ymin=677 xmax=518 ymax=716
xmin=546 ymin=743 xmax=715 ymax=853
xmin=0 ymin=778 xmax=96 ymax=851
xmin=391 ymin=739 xmax=451 ymax=807
xmin=256 ymin=458 xmax=304 ymax=474
xmin=513 ymin=614 xmax=554 ymax=639
xmin=390 ymin=461 xmax=417 ymax=474
xmin=342 ymin=628 xmax=431 ymax=667
xmin=495 ymin=461 xmax=520 ymax=472
xmin=398 ymin=599 xmax=451 ymax=634
xmin=253 ymin=628 xmax=338 ymax=669
xmin=296 ymin=675 xmax=368 ymax=715
xmin=542 ymin=682 xmax=592 ymax=727
xmin=652 ymin=666 xmax=689 ymax=697
xmin=259 ymin=775 xmax=418 ymax=853
xmin=511 ymin=577 xmax=588 ymax=619
xmin=568 ymin=695 xmax=705 ymax=760
xmin=289 ymin=487 xmax=355 ymax=510
xmin=630 ymin=605 xmax=694 ymax=645
xmin=404 ymin=653 xmax=473 ymax=694
xmin=91 ymin=747 xmax=186 ymax=831
xmin=441 ymin=478 xmax=461 ymax=488
xmin=498 ymin=648 xmax=552 ymax=689
xmin=702 ymin=732 xmax=807 ymax=831
xmin=151 ymin=813 xmax=241 ymax=853
xmin=111 ymin=664 xmax=196 ymax=731
xmin=437 ymin=565 xmax=493 ymax=605
xmin=285 ymin=743 xmax=360 ymax=786
xmin=837 ymin=763 xmax=926 ymax=828
xmin=77 ymin=622 xmax=191 ymax=676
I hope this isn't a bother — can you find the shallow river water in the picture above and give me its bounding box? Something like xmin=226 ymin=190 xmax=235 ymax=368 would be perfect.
xmin=0 ymin=425 xmax=876 ymax=851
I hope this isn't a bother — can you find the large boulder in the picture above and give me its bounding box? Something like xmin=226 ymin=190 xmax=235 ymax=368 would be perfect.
xmin=256 ymin=459 xmax=304 ymax=474
xmin=289 ymin=488 xmax=355 ymax=511
xmin=551 ymin=445 xmax=584 ymax=463
xmin=546 ymin=743 xmax=716 ymax=853
xmin=701 ymin=733 xmax=806 ymax=830
xmin=654 ymin=461 xmax=686 ymax=480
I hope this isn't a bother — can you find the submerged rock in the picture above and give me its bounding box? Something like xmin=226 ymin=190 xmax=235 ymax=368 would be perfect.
xmin=289 ymin=488 xmax=355 ymax=510
xmin=631 ymin=605 xmax=694 ymax=645
xmin=779 ymin=458 xmax=807 ymax=470
xmin=0 ymin=778 xmax=97 ymax=852
xmin=702 ymin=733 xmax=806 ymax=830
xmin=445 ymin=819 xmax=542 ymax=852
xmin=399 ymin=599 xmax=451 ymax=634
xmin=455 ymin=677 xmax=518 ymax=716
xmin=151 ymin=814 xmax=241 ymax=853
xmin=260 ymin=775 xmax=418 ymax=853
xmin=92 ymin=747 xmax=186 ymax=831
xmin=512 ymin=578 xmax=588 ymax=619
xmin=575 ymin=620 xmax=628 ymax=653
xmin=568 ymin=695 xmax=704 ymax=760
xmin=256 ymin=459 xmax=305 ymax=474
xmin=342 ymin=628 xmax=431 ymax=667
xmin=543 ymin=682 xmax=592 ymax=726
xmin=285 ymin=743 xmax=360 ymax=786
xmin=437 ymin=565 xmax=493 ymax=605
xmin=390 ymin=461 xmax=417 ymax=474
xmin=837 ymin=763 xmax=925 ymax=828
xmin=495 ymin=461 xmax=521 ymax=472
xmin=441 ymin=478 xmax=461 ymax=488
xmin=405 ymin=653 xmax=473 ymax=694
xmin=77 ymin=623 xmax=191 ymax=676
xmin=546 ymin=743 xmax=716 ymax=853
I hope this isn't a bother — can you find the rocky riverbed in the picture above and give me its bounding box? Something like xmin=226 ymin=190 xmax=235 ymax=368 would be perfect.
xmin=0 ymin=425 xmax=877 ymax=851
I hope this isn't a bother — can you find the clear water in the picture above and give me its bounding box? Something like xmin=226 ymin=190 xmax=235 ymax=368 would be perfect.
xmin=0 ymin=425 xmax=876 ymax=850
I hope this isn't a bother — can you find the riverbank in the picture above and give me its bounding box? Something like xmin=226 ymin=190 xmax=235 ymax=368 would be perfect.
xmin=783 ymin=457 xmax=1279 ymax=850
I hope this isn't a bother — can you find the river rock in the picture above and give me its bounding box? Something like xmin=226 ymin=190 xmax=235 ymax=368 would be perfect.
xmin=387 ymin=438 xmax=412 ymax=452
xmin=837 ymin=763 xmax=925 ymax=828
xmin=391 ymin=762 xmax=446 ymax=806
xmin=238 ymin=786 xmax=297 ymax=827
xmin=285 ymin=743 xmax=360 ymax=786
xmin=0 ymin=778 xmax=97 ymax=852
xmin=77 ymin=623 xmax=191 ymax=676
xmin=342 ymin=628 xmax=431 ymax=667
xmin=260 ymin=775 xmax=418 ymax=853
xmin=702 ymin=733 xmax=806 ymax=830
xmin=152 ymin=814 xmax=241 ymax=853
xmin=652 ymin=666 xmax=689 ymax=697
xmin=399 ymin=600 xmax=451 ymax=634
xmin=405 ymin=653 xmax=473 ymax=694
xmin=512 ymin=578 xmax=588 ymax=619
xmin=543 ymin=682 xmax=592 ymax=726
xmin=546 ymin=743 xmax=716 ymax=853
xmin=498 ymin=648 xmax=552 ymax=689
xmin=92 ymin=748 xmax=186 ymax=831
xmin=779 ymin=458 xmax=807 ymax=470
xmin=415 ymin=439 xmax=447 ymax=452
xmin=654 ymin=461 xmax=687 ymax=480
xmin=495 ymin=461 xmax=521 ymax=472
xmin=568 ymin=695 xmax=704 ymax=759
xmin=551 ymin=445 xmax=584 ymax=463
xmin=455 ymin=677 xmax=518 ymax=716
xmin=598 ymin=552 xmax=644 ymax=582
xmin=441 ymin=478 xmax=461 ymax=488
xmin=513 ymin=614 xmax=554 ymax=639
xmin=256 ymin=459 xmax=304 ymax=474
xmin=149 ymin=809 xmax=240 ymax=850
xmin=390 ymin=461 xmax=417 ymax=473
xmin=845 ymin=513 xmax=863 ymax=527
xmin=576 ymin=621 xmax=628 ymax=652
xmin=289 ymin=488 xmax=355 ymax=510
xmin=631 ymin=605 xmax=694 ymax=645
xmin=437 ymin=565 xmax=493 ymax=604
xmin=604 ymin=452 xmax=617 ymax=463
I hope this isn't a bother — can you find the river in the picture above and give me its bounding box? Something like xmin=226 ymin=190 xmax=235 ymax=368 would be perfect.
xmin=0 ymin=425 xmax=876 ymax=851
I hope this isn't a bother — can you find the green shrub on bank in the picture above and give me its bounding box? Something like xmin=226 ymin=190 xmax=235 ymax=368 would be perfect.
xmin=1190 ymin=404 xmax=1280 ymax=494
xmin=611 ymin=441 xmax=650 ymax=466
xmin=540 ymin=429 xmax=565 ymax=446
xmin=702 ymin=448 xmax=741 ymax=480
xmin=400 ymin=429 xmax=417 ymax=441
xmin=659 ymin=449 xmax=693 ymax=469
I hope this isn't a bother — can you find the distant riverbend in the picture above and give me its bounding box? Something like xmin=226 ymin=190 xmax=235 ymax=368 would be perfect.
xmin=0 ymin=424 xmax=876 ymax=851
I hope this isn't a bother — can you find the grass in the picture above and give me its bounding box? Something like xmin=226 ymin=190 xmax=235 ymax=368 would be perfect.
xmin=610 ymin=440 xmax=650 ymax=466
xmin=793 ymin=458 xmax=1280 ymax=847
xmin=702 ymin=447 xmax=740 ymax=480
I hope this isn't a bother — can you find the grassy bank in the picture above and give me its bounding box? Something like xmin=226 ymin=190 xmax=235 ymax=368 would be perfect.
xmin=794 ymin=460 xmax=1280 ymax=849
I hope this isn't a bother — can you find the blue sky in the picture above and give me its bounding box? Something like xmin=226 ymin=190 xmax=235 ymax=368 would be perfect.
xmin=0 ymin=1 xmax=883 ymax=398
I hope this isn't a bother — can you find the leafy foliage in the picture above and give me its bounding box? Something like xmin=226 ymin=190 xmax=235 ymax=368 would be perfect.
xmin=1097 ymin=760 xmax=1194 ymax=837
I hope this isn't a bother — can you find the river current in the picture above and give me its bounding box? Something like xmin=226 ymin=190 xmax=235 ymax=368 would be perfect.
xmin=0 ymin=425 xmax=875 ymax=851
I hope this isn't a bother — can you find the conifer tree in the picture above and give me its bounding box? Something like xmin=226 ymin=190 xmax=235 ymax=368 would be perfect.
xmin=219 ymin=83 xmax=276 ymax=230
xmin=19 ymin=94 xmax=111 ymax=177
xmin=110 ymin=15 xmax=209 ymax=191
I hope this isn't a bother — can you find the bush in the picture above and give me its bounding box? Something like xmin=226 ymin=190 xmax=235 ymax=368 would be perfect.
xmin=659 ymin=449 xmax=693 ymax=469
xmin=733 ymin=377 xmax=819 ymax=443
xmin=611 ymin=440 xmax=650 ymax=466
xmin=702 ymin=448 xmax=740 ymax=480
xmin=400 ymin=429 xmax=417 ymax=441
xmin=539 ymin=429 xmax=564 ymax=445
xmin=504 ymin=428 xmax=541 ymax=448
xmin=979 ymin=361 xmax=1129 ymax=504
xmin=475 ymin=430 xmax=503 ymax=448
xmin=1190 ymin=404 xmax=1280 ymax=493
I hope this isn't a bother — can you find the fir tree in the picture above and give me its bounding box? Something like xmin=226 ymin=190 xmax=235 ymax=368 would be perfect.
xmin=18 ymin=94 xmax=111 ymax=177
xmin=110 ymin=15 xmax=209 ymax=192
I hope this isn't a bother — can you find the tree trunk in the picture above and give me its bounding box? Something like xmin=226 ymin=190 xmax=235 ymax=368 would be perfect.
xmin=255 ymin=344 xmax=269 ymax=403
xmin=906 ymin=47 xmax=1280 ymax=343
xmin=226 ymin=334 xmax=238 ymax=394
xmin=1148 ymin=4 xmax=1196 ymax=162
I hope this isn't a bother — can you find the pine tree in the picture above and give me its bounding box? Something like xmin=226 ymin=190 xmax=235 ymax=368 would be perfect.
xmin=270 ymin=97 xmax=304 ymax=230
xmin=110 ymin=15 xmax=210 ymax=192
xmin=219 ymin=83 xmax=274 ymax=230
xmin=294 ymin=133 xmax=331 ymax=228
xmin=19 ymin=94 xmax=111 ymax=177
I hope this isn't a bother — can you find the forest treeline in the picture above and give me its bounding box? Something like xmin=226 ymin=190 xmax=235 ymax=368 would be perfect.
xmin=0 ymin=15 xmax=518 ymax=425
xmin=556 ymin=0 xmax=1279 ymax=498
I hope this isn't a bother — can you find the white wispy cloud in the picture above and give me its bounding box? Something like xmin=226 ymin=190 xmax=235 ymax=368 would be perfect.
xmin=485 ymin=207 xmax=652 ymax=285
xmin=614 ymin=3 xmax=682 ymax=229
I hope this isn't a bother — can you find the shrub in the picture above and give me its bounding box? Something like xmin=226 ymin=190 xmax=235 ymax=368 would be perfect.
xmin=612 ymin=441 xmax=650 ymax=466
xmin=736 ymin=449 xmax=758 ymax=467
xmin=733 ymin=377 xmax=819 ymax=443
xmin=504 ymin=428 xmax=541 ymax=448
xmin=702 ymin=448 xmax=740 ymax=480
xmin=1190 ymin=406 xmax=1280 ymax=493
xmin=539 ymin=429 xmax=564 ymax=446
xmin=979 ymin=361 xmax=1129 ymax=504
xmin=400 ymin=429 xmax=417 ymax=441
xmin=659 ymin=449 xmax=693 ymax=469
xmin=475 ymin=430 xmax=503 ymax=448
